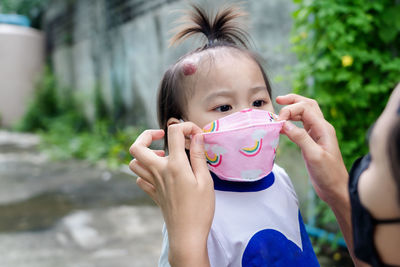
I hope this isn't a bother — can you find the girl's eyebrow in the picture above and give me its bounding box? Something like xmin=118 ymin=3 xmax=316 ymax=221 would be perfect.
xmin=249 ymin=86 xmax=268 ymax=95
xmin=203 ymin=86 xmax=268 ymax=103
xmin=203 ymin=90 xmax=234 ymax=103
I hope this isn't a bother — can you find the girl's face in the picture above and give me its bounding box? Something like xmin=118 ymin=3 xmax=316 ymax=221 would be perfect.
xmin=183 ymin=48 xmax=274 ymax=129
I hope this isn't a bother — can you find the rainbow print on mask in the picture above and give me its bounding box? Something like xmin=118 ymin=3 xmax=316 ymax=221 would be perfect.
xmin=203 ymin=120 xmax=219 ymax=133
xmin=205 ymin=151 xmax=222 ymax=167
xmin=267 ymin=111 xmax=278 ymax=122
xmin=239 ymin=129 xmax=267 ymax=157
xmin=240 ymin=139 xmax=263 ymax=157
xmin=205 ymin=144 xmax=226 ymax=167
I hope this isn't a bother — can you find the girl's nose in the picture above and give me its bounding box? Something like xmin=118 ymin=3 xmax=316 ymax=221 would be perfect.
xmin=237 ymin=104 xmax=251 ymax=112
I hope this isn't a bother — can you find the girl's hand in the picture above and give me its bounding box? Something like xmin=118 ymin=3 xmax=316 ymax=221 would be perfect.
xmin=129 ymin=122 xmax=214 ymax=267
xmin=276 ymin=94 xmax=348 ymax=205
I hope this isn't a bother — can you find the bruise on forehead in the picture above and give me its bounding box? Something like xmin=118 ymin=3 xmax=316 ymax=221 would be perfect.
xmin=180 ymin=47 xmax=244 ymax=74
xmin=180 ymin=54 xmax=203 ymax=76
xmin=179 ymin=50 xmax=210 ymax=76
xmin=175 ymin=53 xmax=207 ymax=115
xmin=182 ymin=61 xmax=197 ymax=75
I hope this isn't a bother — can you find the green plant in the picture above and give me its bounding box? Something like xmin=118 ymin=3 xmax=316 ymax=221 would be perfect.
xmin=291 ymin=0 xmax=400 ymax=251
xmin=39 ymin=117 xmax=144 ymax=168
xmin=14 ymin=66 xmax=88 ymax=132
xmin=292 ymin=0 xmax=400 ymax=169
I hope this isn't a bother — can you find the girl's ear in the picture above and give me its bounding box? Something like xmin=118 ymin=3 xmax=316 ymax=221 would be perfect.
xmin=167 ymin=117 xmax=180 ymax=127
xmin=166 ymin=117 xmax=191 ymax=150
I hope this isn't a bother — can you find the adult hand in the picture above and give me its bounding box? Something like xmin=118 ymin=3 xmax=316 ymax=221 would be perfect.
xmin=277 ymin=94 xmax=372 ymax=267
xmin=276 ymin=94 xmax=348 ymax=205
xmin=129 ymin=122 xmax=214 ymax=267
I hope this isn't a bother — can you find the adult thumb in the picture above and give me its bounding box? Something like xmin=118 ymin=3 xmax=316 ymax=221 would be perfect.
xmin=282 ymin=121 xmax=319 ymax=157
xmin=189 ymin=134 xmax=210 ymax=180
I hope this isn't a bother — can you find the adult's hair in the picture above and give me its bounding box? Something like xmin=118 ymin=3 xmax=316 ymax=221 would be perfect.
xmin=157 ymin=4 xmax=272 ymax=150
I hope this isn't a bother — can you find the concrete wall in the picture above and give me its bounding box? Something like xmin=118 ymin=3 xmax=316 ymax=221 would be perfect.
xmin=0 ymin=24 xmax=44 ymax=127
xmin=44 ymin=0 xmax=296 ymax=127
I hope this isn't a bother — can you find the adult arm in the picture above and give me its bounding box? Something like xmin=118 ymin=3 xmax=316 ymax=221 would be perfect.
xmin=276 ymin=94 xmax=370 ymax=267
xmin=129 ymin=123 xmax=214 ymax=267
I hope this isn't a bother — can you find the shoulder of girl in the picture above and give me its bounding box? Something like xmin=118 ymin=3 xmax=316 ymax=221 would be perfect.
xmin=272 ymin=163 xmax=289 ymax=178
xmin=273 ymin=164 xmax=298 ymax=197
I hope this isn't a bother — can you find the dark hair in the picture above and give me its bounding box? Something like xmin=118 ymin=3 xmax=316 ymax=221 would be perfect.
xmin=157 ymin=4 xmax=272 ymax=150
xmin=388 ymin=114 xmax=400 ymax=205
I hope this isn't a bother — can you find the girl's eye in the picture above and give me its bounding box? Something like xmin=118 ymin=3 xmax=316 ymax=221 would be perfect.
xmin=215 ymin=105 xmax=232 ymax=112
xmin=253 ymin=100 xmax=265 ymax=107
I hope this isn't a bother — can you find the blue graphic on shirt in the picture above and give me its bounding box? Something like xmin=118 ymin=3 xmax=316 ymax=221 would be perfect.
xmin=242 ymin=212 xmax=319 ymax=267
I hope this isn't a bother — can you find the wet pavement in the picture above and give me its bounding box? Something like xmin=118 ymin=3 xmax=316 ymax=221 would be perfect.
xmin=0 ymin=131 xmax=163 ymax=267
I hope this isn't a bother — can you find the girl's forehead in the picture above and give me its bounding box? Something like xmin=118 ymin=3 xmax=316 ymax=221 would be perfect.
xmin=177 ymin=47 xmax=262 ymax=101
xmin=179 ymin=47 xmax=248 ymax=76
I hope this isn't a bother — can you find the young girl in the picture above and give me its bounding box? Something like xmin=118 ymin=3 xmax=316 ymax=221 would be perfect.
xmin=129 ymin=4 xmax=319 ymax=266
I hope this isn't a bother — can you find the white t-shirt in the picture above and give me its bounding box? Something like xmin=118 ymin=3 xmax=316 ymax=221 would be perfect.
xmin=159 ymin=164 xmax=319 ymax=267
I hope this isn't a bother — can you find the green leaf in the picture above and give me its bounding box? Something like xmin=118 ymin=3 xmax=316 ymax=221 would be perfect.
xmin=378 ymin=26 xmax=398 ymax=43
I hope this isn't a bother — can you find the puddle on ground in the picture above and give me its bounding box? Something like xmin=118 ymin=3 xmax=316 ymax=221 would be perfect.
xmin=0 ymin=179 xmax=154 ymax=233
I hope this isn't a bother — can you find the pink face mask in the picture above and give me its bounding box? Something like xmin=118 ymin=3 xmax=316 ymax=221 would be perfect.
xmin=201 ymin=109 xmax=284 ymax=182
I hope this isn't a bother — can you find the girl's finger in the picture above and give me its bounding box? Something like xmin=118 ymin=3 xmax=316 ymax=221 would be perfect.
xmin=136 ymin=177 xmax=159 ymax=205
xmin=129 ymin=159 xmax=155 ymax=185
xmin=167 ymin=122 xmax=202 ymax=158
xmin=129 ymin=129 xmax=165 ymax=167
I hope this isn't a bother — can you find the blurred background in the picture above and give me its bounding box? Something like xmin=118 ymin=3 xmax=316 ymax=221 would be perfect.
xmin=0 ymin=0 xmax=399 ymax=266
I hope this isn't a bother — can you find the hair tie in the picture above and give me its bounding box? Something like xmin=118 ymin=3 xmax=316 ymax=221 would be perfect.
xmin=207 ymin=38 xmax=215 ymax=47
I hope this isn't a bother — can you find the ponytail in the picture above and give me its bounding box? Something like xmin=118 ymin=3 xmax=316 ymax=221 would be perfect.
xmin=170 ymin=4 xmax=250 ymax=49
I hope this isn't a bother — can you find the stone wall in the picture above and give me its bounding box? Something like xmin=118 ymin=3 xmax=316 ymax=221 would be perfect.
xmin=44 ymin=0 xmax=296 ymax=128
